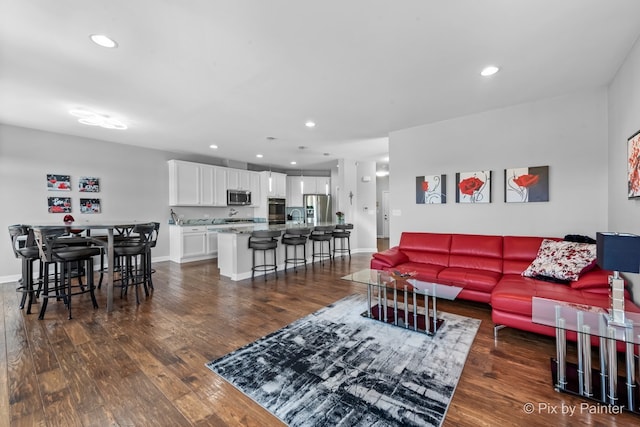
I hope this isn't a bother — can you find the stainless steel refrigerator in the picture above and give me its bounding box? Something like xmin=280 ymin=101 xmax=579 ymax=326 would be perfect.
xmin=303 ymin=194 xmax=331 ymax=226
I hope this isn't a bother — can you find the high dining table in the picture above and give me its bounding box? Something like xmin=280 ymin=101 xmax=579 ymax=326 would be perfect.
xmin=28 ymin=221 xmax=148 ymax=313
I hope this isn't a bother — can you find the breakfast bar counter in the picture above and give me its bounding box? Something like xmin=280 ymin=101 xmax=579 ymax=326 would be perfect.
xmin=217 ymin=223 xmax=334 ymax=281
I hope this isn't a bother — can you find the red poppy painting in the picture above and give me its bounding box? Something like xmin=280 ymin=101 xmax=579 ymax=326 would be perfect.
xmin=505 ymin=166 xmax=549 ymax=202
xmin=48 ymin=197 xmax=72 ymax=213
xmin=416 ymin=174 xmax=447 ymax=204
xmin=628 ymin=130 xmax=640 ymax=198
xmin=455 ymin=171 xmax=491 ymax=203
xmin=47 ymin=174 xmax=71 ymax=191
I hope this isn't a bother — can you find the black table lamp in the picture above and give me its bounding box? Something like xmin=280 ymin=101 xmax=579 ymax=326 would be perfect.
xmin=596 ymin=232 xmax=640 ymax=327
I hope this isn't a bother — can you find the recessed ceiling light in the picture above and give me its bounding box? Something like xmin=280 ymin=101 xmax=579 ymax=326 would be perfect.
xmin=480 ymin=65 xmax=500 ymax=77
xmin=69 ymin=108 xmax=127 ymax=130
xmin=90 ymin=34 xmax=118 ymax=48
xmin=305 ymin=121 xmax=316 ymax=128
xmin=290 ymin=161 xmax=297 ymax=165
xmin=209 ymin=144 xmax=218 ymax=149
xmin=256 ymin=154 xmax=263 ymax=158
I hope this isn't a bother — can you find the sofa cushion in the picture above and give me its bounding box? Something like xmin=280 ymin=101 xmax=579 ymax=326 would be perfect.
xmin=399 ymin=232 xmax=451 ymax=266
xmin=437 ymin=267 xmax=502 ymax=293
xmin=371 ymin=247 xmax=409 ymax=267
xmin=522 ymin=239 xmax=597 ymax=282
xmin=502 ymin=236 xmax=560 ymax=275
xmin=393 ymin=262 xmax=445 ymax=283
xmin=448 ymin=234 xmax=503 ymax=273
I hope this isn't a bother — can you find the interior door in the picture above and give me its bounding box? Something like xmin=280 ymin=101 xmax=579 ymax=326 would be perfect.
xmin=382 ymin=191 xmax=390 ymax=238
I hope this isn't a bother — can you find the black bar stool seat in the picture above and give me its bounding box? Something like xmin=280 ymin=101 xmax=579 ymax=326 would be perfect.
xmin=112 ymin=223 xmax=156 ymax=304
xmin=281 ymin=228 xmax=311 ymax=272
xmin=332 ymin=223 xmax=353 ymax=258
xmin=8 ymin=225 xmax=43 ymax=314
xmin=34 ymin=228 xmax=101 ymax=320
xmin=309 ymin=225 xmax=335 ymax=265
xmin=249 ymin=230 xmax=280 ymax=280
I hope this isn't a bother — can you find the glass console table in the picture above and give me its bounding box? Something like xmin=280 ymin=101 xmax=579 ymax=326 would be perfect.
xmin=532 ymin=297 xmax=640 ymax=413
xmin=342 ymin=269 xmax=462 ymax=335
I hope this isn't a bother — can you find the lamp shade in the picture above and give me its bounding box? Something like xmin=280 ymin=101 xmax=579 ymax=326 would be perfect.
xmin=596 ymin=232 xmax=640 ymax=273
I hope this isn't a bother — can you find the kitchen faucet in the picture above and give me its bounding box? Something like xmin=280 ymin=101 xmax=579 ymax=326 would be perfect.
xmin=229 ymin=208 xmax=238 ymax=217
xmin=290 ymin=209 xmax=302 ymax=223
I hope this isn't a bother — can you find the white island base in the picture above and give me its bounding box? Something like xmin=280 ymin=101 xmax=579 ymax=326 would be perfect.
xmin=218 ymin=229 xmax=318 ymax=281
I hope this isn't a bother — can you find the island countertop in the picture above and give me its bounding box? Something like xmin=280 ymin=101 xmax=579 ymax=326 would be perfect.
xmin=217 ymin=222 xmax=338 ymax=234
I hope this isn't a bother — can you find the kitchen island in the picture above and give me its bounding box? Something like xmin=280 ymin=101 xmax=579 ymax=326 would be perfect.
xmin=217 ymin=223 xmax=335 ymax=280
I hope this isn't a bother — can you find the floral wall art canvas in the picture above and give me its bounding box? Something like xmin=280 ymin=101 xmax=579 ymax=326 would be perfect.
xmin=79 ymin=176 xmax=100 ymax=192
xmin=628 ymin=130 xmax=640 ymax=198
xmin=48 ymin=197 xmax=71 ymax=213
xmin=415 ymin=174 xmax=447 ymax=204
xmin=80 ymin=198 xmax=101 ymax=214
xmin=47 ymin=174 xmax=71 ymax=191
xmin=455 ymin=170 xmax=491 ymax=203
xmin=504 ymin=166 xmax=549 ymax=203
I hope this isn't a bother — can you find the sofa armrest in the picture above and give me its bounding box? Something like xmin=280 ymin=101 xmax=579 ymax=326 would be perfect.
xmin=371 ymin=247 xmax=409 ymax=268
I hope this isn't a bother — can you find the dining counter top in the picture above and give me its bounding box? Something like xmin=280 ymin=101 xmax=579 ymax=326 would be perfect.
xmin=217 ymin=222 xmax=338 ymax=234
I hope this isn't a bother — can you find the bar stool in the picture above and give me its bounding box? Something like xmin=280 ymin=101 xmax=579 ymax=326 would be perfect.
xmin=332 ymin=223 xmax=354 ymax=258
xmin=144 ymin=222 xmax=160 ymax=291
xmin=281 ymin=228 xmax=311 ymax=272
xmin=309 ymin=225 xmax=335 ymax=265
xmin=8 ymin=225 xmax=43 ymax=314
xmin=113 ymin=223 xmax=156 ymax=304
xmin=34 ymin=227 xmax=101 ymax=320
xmin=249 ymin=230 xmax=280 ymax=280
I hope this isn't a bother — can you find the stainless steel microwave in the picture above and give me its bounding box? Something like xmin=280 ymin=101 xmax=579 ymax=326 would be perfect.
xmin=227 ymin=190 xmax=252 ymax=206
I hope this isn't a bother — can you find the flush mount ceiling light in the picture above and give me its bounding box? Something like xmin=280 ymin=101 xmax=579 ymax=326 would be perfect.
xmin=209 ymin=144 xmax=218 ymax=149
xmin=89 ymin=34 xmax=118 ymax=48
xmin=480 ymin=65 xmax=500 ymax=77
xmin=305 ymin=121 xmax=316 ymax=128
xmin=69 ymin=108 xmax=127 ymax=130
xmin=290 ymin=161 xmax=297 ymax=165
xmin=256 ymin=154 xmax=263 ymax=158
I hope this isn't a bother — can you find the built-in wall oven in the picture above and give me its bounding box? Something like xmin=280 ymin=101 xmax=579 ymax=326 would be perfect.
xmin=268 ymin=198 xmax=286 ymax=224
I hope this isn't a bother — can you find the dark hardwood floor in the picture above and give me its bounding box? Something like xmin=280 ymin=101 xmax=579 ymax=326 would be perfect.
xmin=1 ymin=252 xmax=636 ymax=426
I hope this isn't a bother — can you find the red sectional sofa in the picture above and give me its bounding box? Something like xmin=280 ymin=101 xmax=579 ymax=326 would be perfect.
xmin=371 ymin=232 xmax=640 ymax=340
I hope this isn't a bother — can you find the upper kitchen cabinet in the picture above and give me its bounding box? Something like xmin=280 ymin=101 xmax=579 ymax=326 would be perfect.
xmin=250 ymin=171 xmax=261 ymax=206
xmin=169 ymin=160 xmax=227 ymax=206
xmin=226 ymin=168 xmax=253 ymax=190
xmin=286 ymin=176 xmax=304 ymax=207
xmin=315 ymin=176 xmax=331 ymax=195
xmin=262 ymin=172 xmax=287 ymax=198
xmin=286 ymin=175 xmax=331 ymax=206
xmin=169 ymin=160 xmax=216 ymax=206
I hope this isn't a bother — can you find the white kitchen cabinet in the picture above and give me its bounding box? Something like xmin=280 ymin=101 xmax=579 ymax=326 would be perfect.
xmin=169 ymin=160 xmax=222 ymax=206
xmin=213 ymin=166 xmax=227 ymax=206
xmin=301 ymin=176 xmax=317 ymax=195
xmin=286 ymin=176 xmax=304 ymax=207
xmin=170 ymin=225 xmax=207 ymax=262
xmin=206 ymin=227 xmax=219 ymax=256
xmin=169 ymin=160 xmax=200 ymax=205
xmin=315 ymin=176 xmax=331 ymax=195
xmin=200 ymin=165 xmax=215 ymax=205
xmin=263 ymin=172 xmax=287 ymax=198
xmin=250 ymin=172 xmax=261 ymax=206
xmin=227 ymin=168 xmax=252 ymax=190
xmin=286 ymin=176 xmax=330 ymax=206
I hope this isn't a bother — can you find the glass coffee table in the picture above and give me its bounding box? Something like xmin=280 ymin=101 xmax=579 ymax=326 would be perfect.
xmin=532 ymin=297 xmax=640 ymax=413
xmin=342 ymin=269 xmax=462 ymax=335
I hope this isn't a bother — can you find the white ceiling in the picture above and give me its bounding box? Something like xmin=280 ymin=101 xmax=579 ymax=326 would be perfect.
xmin=2 ymin=1 xmax=640 ymax=171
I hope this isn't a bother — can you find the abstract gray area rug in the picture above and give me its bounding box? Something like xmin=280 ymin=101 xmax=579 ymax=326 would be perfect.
xmin=206 ymin=294 xmax=480 ymax=426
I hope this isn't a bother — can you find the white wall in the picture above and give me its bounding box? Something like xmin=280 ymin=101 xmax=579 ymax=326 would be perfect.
xmin=0 ymin=125 xmax=175 ymax=281
xmin=387 ymin=89 xmax=609 ymax=245
xmin=607 ymin=34 xmax=640 ymax=297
